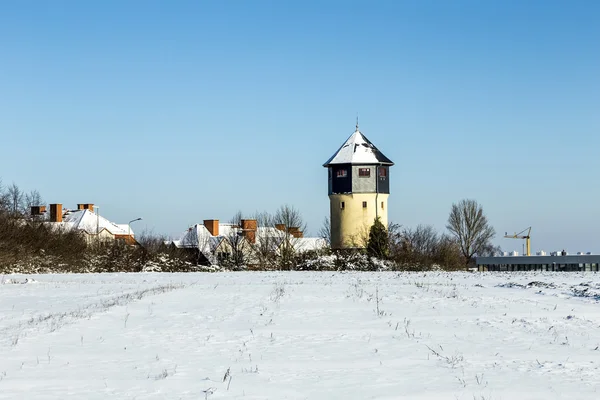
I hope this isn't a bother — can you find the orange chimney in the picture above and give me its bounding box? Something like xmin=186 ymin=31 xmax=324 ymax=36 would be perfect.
xmin=30 ymin=205 xmax=47 ymax=216
xmin=50 ymin=204 xmax=63 ymax=222
xmin=204 ymin=219 xmax=219 ymax=236
xmin=289 ymin=227 xmax=303 ymax=238
xmin=77 ymin=204 xmax=94 ymax=212
xmin=241 ymin=219 xmax=257 ymax=244
xmin=275 ymin=224 xmax=286 ymax=231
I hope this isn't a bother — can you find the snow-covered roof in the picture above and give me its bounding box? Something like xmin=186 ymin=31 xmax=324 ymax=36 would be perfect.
xmin=323 ymin=126 xmax=393 ymax=167
xmin=62 ymin=209 xmax=131 ymax=236
xmin=172 ymin=223 xmax=325 ymax=255
xmin=46 ymin=209 xmax=132 ymax=236
xmin=294 ymin=237 xmax=328 ymax=253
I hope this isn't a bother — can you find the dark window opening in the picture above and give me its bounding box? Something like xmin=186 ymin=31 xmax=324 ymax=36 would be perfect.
xmin=381 ymin=202 xmax=384 ymax=209
xmin=379 ymin=167 xmax=387 ymax=178
xmin=340 ymin=202 xmax=345 ymax=210
xmin=359 ymin=168 xmax=370 ymax=177
xmin=336 ymin=169 xmax=347 ymax=178
xmin=362 ymin=201 xmax=367 ymax=208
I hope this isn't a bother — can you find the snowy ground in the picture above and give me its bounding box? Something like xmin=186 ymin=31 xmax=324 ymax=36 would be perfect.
xmin=1 ymin=272 xmax=599 ymax=400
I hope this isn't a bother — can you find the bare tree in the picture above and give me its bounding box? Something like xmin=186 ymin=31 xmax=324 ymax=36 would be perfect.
xmin=251 ymin=211 xmax=279 ymax=270
xmin=0 ymin=178 xmax=8 ymax=213
xmin=318 ymin=216 xmax=331 ymax=247
xmin=24 ymin=190 xmax=44 ymax=209
xmin=24 ymin=190 xmax=45 ymax=220
xmin=446 ymin=199 xmax=495 ymax=267
xmin=224 ymin=211 xmax=246 ymax=270
xmin=403 ymin=225 xmax=439 ymax=259
xmin=273 ymin=204 xmax=306 ymax=270
xmin=137 ymin=229 xmax=167 ymax=255
xmin=7 ymin=183 xmax=24 ymax=216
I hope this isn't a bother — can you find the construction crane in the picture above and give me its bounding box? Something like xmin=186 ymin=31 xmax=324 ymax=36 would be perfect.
xmin=504 ymin=227 xmax=532 ymax=256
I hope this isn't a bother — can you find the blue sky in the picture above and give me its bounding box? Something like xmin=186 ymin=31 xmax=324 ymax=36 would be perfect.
xmin=1 ymin=0 xmax=599 ymax=252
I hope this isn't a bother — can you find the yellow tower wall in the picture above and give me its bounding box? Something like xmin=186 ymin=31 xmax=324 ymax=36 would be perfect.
xmin=329 ymin=193 xmax=389 ymax=249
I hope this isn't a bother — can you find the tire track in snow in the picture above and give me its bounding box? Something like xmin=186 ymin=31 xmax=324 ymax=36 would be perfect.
xmin=0 ymin=283 xmax=186 ymax=349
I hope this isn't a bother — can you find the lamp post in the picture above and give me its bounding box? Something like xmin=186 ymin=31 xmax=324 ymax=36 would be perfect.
xmin=95 ymin=206 xmax=100 ymax=235
xmin=128 ymin=217 xmax=142 ymax=243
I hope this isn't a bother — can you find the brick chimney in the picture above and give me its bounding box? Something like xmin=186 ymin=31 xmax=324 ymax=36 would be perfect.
xmin=275 ymin=224 xmax=286 ymax=231
xmin=241 ymin=219 xmax=257 ymax=244
xmin=30 ymin=205 xmax=47 ymax=216
xmin=204 ymin=220 xmax=219 ymax=236
xmin=50 ymin=204 xmax=63 ymax=223
xmin=289 ymin=227 xmax=303 ymax=238
xmin=77 ymin=204 xmax=94 ymax=212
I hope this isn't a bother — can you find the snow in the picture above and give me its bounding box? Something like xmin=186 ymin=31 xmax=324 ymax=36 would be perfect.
xmin=323 ymin=128 xmax=394 ymax=166
xmin=174 ymin=224 xmax=326 ymax=255
xmin=52 ymin=209 xmax=132 ymax=236
xmin=1 ymin=271 xmax=599 ymax=399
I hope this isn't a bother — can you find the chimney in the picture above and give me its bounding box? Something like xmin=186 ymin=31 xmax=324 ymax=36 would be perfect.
xmin=77 ymin=204 xmax=94 ymax=212
xmin=204 ymin=219 xmax=219 ymax=236
xmin=30 ymin=205 xmax=47 ymax=216
xmin=241 ymin=219 xmax=257 ymax=244
xmin=289 ymin=227 xmax=303 ymax=238
xmin=50 ymin=204 xmax=63 ymax=223
xmin=275 ymin=224 xmax=286 ymax=231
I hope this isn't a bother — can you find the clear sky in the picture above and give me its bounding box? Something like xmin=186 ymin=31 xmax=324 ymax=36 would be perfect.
xmin=1 ymin=0 xmax=599 ymax=253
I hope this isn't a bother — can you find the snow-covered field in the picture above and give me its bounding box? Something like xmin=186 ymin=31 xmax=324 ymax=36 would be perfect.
xmin=1 ymin=272 xmax=599 ymax=400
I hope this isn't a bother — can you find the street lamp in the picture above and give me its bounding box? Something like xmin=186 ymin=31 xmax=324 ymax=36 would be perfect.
xmin=95 ymin=206 xmax=100 ymax=235
xmin=128 ymin=217 xmax=142 ymax=242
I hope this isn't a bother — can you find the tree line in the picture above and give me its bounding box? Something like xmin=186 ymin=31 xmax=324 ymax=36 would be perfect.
xmin=363 ymin=199 xmax=498 ymax=270
xmin=0 ymin=177 xmax=498 ymax=273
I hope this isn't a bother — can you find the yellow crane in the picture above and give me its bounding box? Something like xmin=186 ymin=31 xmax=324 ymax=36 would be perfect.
xmin=504 ymin=227 xmax=532 ymax=256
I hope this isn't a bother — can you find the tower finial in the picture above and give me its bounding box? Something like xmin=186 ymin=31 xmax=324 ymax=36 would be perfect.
xmin=356 ymin=114 xmax=359 ymax=131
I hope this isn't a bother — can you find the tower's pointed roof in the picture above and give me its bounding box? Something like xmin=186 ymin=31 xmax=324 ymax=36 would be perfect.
xmin=323 ymin=124 xmax=394 ymax=167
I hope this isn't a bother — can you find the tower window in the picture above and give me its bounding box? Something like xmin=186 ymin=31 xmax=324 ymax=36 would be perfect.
xmin=379 ymin=167 xmax=387 ymax=178
xmin=340 ymin=201 xmax=345 ymax=210
xmin=381 ymin=202 xmax=384 ymax=209
xmin=362 ymin=201 xmax=367 ymax=208
xmin=358 ymin=168 xmax=370 ymax=177
xmin=336 ymin=169 xmax=347 ymax=178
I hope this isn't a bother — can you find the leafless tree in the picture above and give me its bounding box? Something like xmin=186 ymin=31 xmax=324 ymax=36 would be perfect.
xmin=403 ymin=225 xmax=439 ymax=258
xmin=0 ymin=178 xmax=8 ymax=213
xmin=7 ymin=183 xmax=24 ymax=216
xmin=273 ymin=204 xmax=306 ymax=270
xmin=24 ymin=190 xmax=44 ymax=209
xmin=318 ymin=216 xmax=331 ymax=247
xmin=137 ymin=229 xmax=167 ymax=255
xmin=446 ymin=199 xmax=495 ymax=267
xmin=224 ymin=211 xmax=246 ymax=269
xmin=251 ymin=211 xmax=279 ymax=270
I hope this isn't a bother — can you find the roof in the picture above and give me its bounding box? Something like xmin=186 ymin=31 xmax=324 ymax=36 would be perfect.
xmin=47 ymin=209 xmax=132 ymax=236
xmin=172 ymin=223 xmax=326 ymax=255
xmin=176 ymin=224 xmax=226 ymax=253
xmin=323 ymin=125 xmax=393 ymax=167
xmin=62 ymin=209 xmax=131 ymax=236
xmin=294 ymin=237 xmax=328 ymax=253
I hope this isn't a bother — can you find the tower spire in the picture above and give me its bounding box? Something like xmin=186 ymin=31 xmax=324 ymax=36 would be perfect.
xmin=356 ymin=115 xmax=359 ymax=131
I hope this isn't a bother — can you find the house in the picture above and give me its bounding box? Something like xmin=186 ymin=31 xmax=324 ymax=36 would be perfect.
xmin=33 ymin=203 xmax=138 ymax=245
xmin=169 ymin=219 xmax=328 ymax=266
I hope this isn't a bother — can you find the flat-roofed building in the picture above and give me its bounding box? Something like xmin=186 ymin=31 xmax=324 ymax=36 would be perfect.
xmin=476 ymin=254 xmax=600 ymax=272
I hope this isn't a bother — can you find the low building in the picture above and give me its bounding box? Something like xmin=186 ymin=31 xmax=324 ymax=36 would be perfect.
xmin=476 ymin=254 xmax=600 ymax=272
